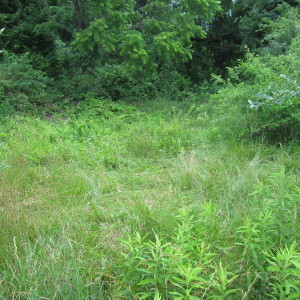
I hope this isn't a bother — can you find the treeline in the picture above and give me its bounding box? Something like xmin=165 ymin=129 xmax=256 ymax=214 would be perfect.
xmin=0 ymin=0 xmax=299 ymax=141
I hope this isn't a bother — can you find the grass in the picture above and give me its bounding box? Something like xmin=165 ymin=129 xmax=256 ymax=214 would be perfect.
xmin=0 ymin=99 xmax=299 ymax=299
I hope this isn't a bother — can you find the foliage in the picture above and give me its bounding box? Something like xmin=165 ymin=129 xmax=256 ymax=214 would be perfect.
xmin=186 ymin=0 xmax=243 ymax=82
xmin=0 ymin=52 xmax=53 ymax=114
xmin=0 ymin=99 xmax=300 ymax=298
xmin=248 ymin=73 xmax=300 ymax=141
xmin=119 ymin=216 xmax=217 ymax=299
xmin=262 ymin=2 xmax=300 ymax=56
xmin=73 ymin=0 xmax=221 ymax=74
xmin=233 ymin=0 xmax=282 ymax=50
xmin=1 ymin=0 xmax=300 ymax=297
xmin=266 ymin=242 xmax=300 ymax=299
xmin=71 ymin=63 xmax=157 ymax=101
xmin=1 ymin=0 xmax=295 ymax=107
xmin=118 ymin=172 xmax=300 ymax=298
xmin=0 ymin=0 xmax=223 ymax=103
xmin=73 ymin=96 xmax=138 ymax=120
xmin=209 ymin=3 xmax=300 ymax=143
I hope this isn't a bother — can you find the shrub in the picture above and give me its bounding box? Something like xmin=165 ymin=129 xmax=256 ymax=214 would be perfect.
xmin=263 ymin=3 xmax=300 ymax=56
xmin=73 ymin=96 xmax=138 ymax=120
xmin=72 ymin=64 xmax=157 ymax=101
xmin=0 ymin=52 xmax=51 ymax=114
xmin=209 ymin=32 xmax=300 ymax=142
xmin=248 ymin=73 xmax=300 ymax=141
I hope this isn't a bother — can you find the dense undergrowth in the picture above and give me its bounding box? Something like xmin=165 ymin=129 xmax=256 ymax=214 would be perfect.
xmin=0 ymin=3 xmax=300 ymax=298
xmin=0 ymin=99 xmax=299 ymax=299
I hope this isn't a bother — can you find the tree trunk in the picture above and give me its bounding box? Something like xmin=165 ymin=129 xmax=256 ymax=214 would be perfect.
xmin=72 ymin=0 xmax=84 ymax=30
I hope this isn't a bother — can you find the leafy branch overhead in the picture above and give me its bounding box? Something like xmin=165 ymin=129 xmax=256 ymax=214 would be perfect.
xmin=73 ymin=0 xmax=221 ymax=70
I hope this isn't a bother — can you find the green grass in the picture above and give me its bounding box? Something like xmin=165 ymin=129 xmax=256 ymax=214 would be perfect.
xmin=0 ymin=99 xmax=299 ymax=299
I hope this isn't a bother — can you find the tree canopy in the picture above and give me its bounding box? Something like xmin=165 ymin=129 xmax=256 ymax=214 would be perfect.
xmin=0 ymin=0 xmax=298 ymax=101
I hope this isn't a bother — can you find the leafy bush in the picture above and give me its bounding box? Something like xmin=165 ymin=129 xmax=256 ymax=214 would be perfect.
xmin=263 ymin=3 xmax=300 ymax=56
xmin=73 ymin=96 xmax=138 ymax=120
xmin=72 ymin=64 xmax=157 ymax=102
xmin=0 ymin=52 xmax=52 ymax=114
xmin=209 ymin=5 xmax=300 ymax=143
xmin=71 ymin=63 xmax=195 ymax=103
xmin=248 ymin=73 xmax=300 ymax=141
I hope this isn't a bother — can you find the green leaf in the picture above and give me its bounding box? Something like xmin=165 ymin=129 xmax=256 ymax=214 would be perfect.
xmin=137 ymin=278 xmax=154 ymax=286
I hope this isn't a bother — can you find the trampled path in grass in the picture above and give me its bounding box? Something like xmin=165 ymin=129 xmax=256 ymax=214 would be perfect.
xmin=0 ymin=100 xmax=299 ymax=299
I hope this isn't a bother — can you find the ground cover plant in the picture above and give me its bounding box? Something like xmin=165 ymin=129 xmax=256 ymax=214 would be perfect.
xmin=1 ymin=0 xmax=300 ymax=299
xmin=0 ymin=98 xmax=299 ymax=299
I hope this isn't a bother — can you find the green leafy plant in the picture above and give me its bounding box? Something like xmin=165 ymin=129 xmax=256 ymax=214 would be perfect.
xmin=118 ymin=210 xmax=218 ymax=299
xmin=0 ymin=52 xmax=52 ymax=114
xmin=209 ymin=262 xmax=239 ymax=300
xmin=266 ymin=242 xmax=300 ymax=299
xmin=208 ymin=3 xmax=300 ymax=143
xmin=248 ymin=74 xmax=300 ymax=141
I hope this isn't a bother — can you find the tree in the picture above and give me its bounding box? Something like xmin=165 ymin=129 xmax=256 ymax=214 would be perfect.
xmin=185 ymin=0 xmax=298 ymax=82
xmin=233 ymin=0 xmax=282 ymax=50
xmin=73 ymin=0 xmax=221 ymax=75
xmin=186 ymin=0 xmax=243 ymax=82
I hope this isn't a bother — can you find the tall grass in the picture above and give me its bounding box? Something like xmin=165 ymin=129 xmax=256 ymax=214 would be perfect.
xmin=0 ymin=99 xmax=299 ymax=298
